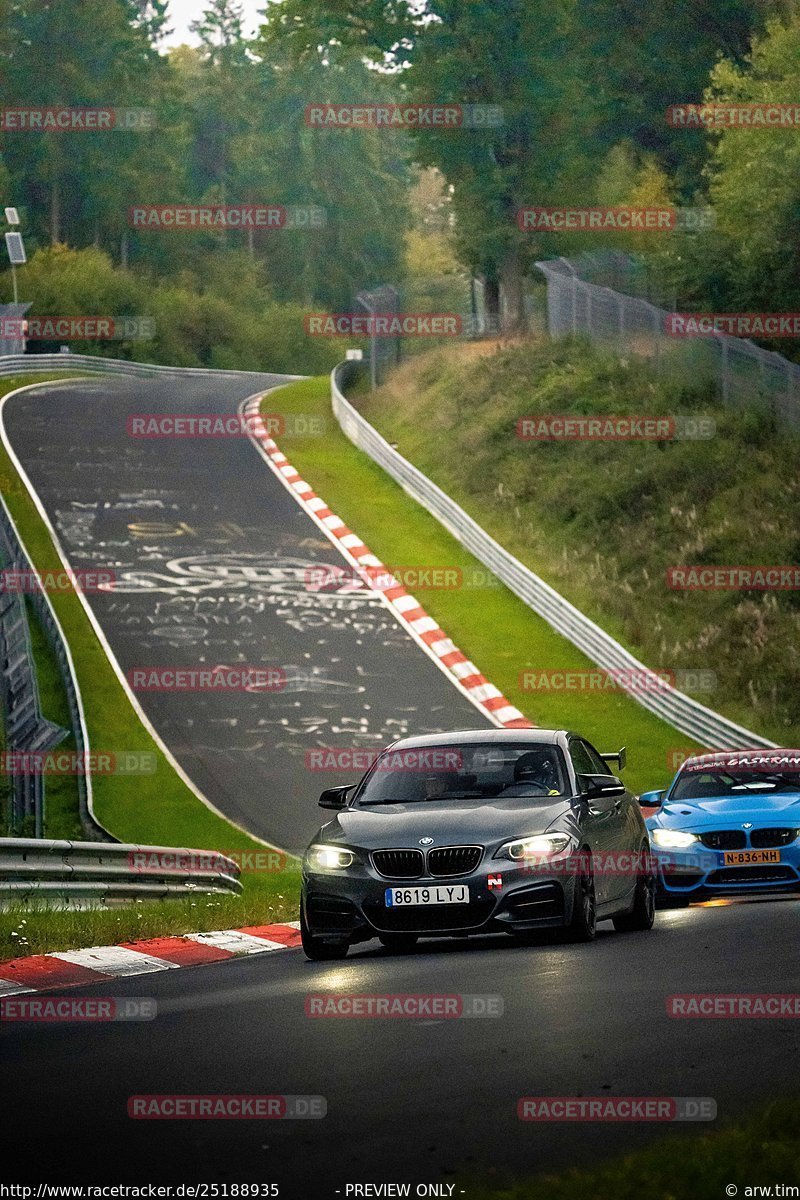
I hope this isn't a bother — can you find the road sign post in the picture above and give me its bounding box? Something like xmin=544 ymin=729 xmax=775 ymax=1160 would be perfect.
xmin=4 ymin=231 xmax=26 ymax=305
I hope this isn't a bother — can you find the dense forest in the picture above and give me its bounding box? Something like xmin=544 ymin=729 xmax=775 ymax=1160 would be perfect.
xmin=1 ymin=0 xmax=799 ymax=367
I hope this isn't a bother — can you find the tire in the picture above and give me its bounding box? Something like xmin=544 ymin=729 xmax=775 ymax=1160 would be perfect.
xmin=378 ymin=933 xmax=419 ymax=953
xmin=613 ymin=846 xmax=656 ymax=932
xmin=300 ymin=903 xmax=349 ymax=961
xmin=563 ymin=858 xmax=597 ymax=943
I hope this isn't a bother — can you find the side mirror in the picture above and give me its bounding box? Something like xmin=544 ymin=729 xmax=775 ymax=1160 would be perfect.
xmin=581 ymin=774 xmax=626 ymax=803
xmin=318 ymin=785 xmax=353 ymax=810
xmin=638 ymin=789 xmax=664 ymax=809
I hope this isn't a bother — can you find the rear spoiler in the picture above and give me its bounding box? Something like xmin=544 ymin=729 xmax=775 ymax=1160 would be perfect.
xmin=601 ymin=747 xmax=627 ymax=772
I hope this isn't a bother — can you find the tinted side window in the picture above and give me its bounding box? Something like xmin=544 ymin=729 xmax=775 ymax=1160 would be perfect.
xmin=582 ymin=740 xmax=612 ymax=776
xmin=568 ymin=739 xmax=595 ymax=778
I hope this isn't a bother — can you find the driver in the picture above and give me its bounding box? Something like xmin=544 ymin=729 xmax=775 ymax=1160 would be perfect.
xmin=503 ymin=750 xmax=561 ymax=796
xmin=422 ymin=773 xmax=450 ymax=800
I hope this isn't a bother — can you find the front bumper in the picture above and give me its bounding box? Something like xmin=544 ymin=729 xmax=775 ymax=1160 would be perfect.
xmin=652 ymin=839 xmax=800 ymax=899
xmin=302 ymin=854 xmax=583 ymax=943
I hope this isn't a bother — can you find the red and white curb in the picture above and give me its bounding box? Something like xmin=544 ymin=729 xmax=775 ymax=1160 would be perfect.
xmin=242 ymin=395 xmax=531 ymax=729
xmin=0 ymin=921 xmax=301 ymax=996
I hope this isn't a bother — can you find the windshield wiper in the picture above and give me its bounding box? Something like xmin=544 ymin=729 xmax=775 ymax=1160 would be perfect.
xmin=358 ymin=798 xmax=419 ymax=806
xmin=430 ymin=792 xmax=483 ymax=799
xmin=359 ymin=793 xmax=485 ymax=805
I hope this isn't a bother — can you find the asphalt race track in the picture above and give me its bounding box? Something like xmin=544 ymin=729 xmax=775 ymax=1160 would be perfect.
xmin=3 ymin=374 xmax=799 ymax=1192
xmin=2 ymin=374 xmax=491 ymax=852
xmin=3 ymin=896 xmax=799 ymax=1190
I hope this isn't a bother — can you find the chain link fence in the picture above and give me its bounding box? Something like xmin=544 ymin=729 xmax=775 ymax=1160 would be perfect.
xmin=352 ymin=275 xmax=538 ymax=389
xmin=536 ymin=252 xmax=800 ymax=430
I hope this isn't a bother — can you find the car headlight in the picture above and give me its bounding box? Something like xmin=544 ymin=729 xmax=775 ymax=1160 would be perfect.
xmin=307 ymin=844 xmax=357 ymax=871
xmin=496 ymin=832 xmax=573 ymax=861
xmin=651 ymin=829 xmax=699 ymax=849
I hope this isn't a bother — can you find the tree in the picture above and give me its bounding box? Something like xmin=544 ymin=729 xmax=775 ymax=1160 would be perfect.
xmin=259 ymin=0 xmax=591 ymax=328
xmin=243 ymin=39 xmax=411 ymax=306
xmin=190 ymin=0 xmax=250 ymax=67
xmin=259 ymin=0 xmax=788 ymax=328
xmin=125 ymin=0 xmax=172 ymax=45
xmin=704 ymin=13 xmax=800 ymax=316
xmin=572 ymin=0 xmax=791 ymax=193
xmin=1 ymin=0 xmax=174 ymax=250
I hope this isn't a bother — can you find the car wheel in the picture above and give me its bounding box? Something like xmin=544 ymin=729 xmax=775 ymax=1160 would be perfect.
xmin=378 ymin=933 xmax=419 ymax=953
xmin=563 ymin=859 xmax=597 ymax=943
xmin=300 ymin=903 xmax=349 ymax=961
xmin=613 ymin=846 xmax=656 ymax=932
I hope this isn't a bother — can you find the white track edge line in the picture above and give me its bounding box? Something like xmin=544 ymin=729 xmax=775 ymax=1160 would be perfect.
xmin=0 ymin=380 xmax=295 ymax=858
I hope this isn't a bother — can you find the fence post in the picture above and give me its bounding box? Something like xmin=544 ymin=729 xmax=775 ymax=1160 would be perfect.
xmin=652 ymin=305 xmax=661 ymax=374
xmin=719 ymin=336 xmax=730 ymax=407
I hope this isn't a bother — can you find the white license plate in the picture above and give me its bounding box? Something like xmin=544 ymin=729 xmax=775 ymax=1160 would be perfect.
xmin=385 ymin=885 xmax=470 ymax=907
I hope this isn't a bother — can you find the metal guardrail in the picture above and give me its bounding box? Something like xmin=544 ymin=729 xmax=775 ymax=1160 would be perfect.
xmin=0 ymin=496 xmax=69 ymax=838
xmin=0 ymin=491 xmax=111 ymax=841
xmin=331 ymin=361 xmax=776 ymax=751
xmin=0 ymin=353 xmax=277 ymax=380
xmin=0 ymin=838 xmax=242 ymax=907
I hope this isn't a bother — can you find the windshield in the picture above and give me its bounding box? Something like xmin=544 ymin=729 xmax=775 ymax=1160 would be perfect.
xmin=354 ymin=742 xmax=569 ymax=806
xmin=670 ymin=752 xmax=800 ymax=801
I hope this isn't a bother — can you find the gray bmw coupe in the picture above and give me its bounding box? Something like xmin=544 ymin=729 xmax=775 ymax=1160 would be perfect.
xmin=301 ymin=728 xmax=655 ymax=959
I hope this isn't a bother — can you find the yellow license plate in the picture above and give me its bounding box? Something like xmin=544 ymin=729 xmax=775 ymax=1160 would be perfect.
xmin=723 ymin=849 xmax=781 ymax=866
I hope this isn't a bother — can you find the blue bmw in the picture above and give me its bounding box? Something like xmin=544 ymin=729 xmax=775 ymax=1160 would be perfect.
xmin=641 ymin=749 xmax=800 ymax=904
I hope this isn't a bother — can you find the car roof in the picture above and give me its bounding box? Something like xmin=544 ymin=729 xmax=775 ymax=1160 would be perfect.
xmin=679 ymin=748 xmax=800 ymax=772
xmin=385 ymin=728 xmax=570 ymax=750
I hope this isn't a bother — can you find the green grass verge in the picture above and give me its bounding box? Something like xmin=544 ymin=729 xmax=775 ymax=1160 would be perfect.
xmin=263 ymin=376 xmax=703 ymax=797
xmin=359 ymin=339 xmax=798 ymax=745
xmin=0 ymin=376 xmax=299 ymax=960
xmin=3 ymin=868 xmax=300 ymax=958
xmin=467 ymin=1095 xmax=799 ymax=1200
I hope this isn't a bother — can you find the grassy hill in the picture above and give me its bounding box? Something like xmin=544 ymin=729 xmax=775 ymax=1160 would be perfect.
xmin=356 ymin=337 xmax=799 ymax=746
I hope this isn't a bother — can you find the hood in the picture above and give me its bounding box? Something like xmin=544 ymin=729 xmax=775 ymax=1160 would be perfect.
xmin=650 ymin=790 xmax=800 ymax=831
xmin=316 ymin=795 xmax=573 ymax=850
